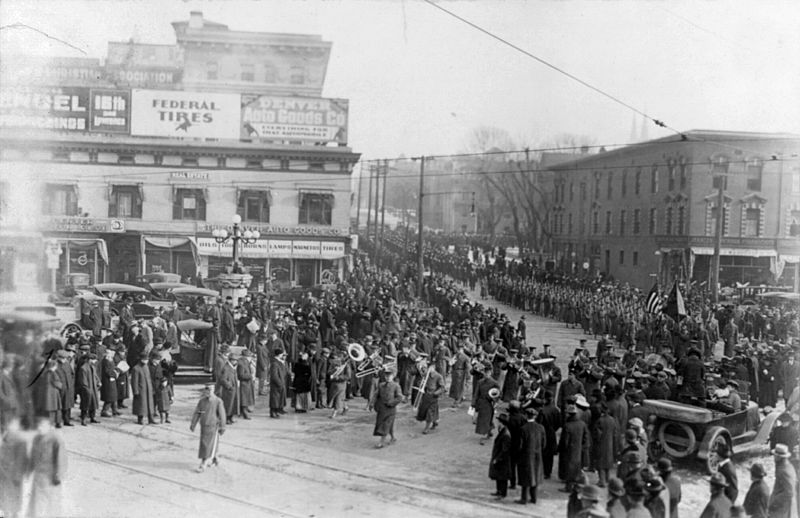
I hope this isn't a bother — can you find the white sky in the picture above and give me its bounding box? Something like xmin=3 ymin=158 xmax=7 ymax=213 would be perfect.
xmin=1 ymin=0 xmax=799 ymax=160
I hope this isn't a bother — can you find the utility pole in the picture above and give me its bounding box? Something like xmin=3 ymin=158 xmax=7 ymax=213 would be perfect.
xmin=710 ymin=177 xmax=725 ymax=303
xmin=416 ymin=157 xmax=426 ymax=298
xmin=378 ymin=159 xmax=388 ymax=267
xmin=366 ymin=161 xmax=374 ymax=242
xmin=373 ymin=160 xmax=381 ymax=247
xmin=355 ymin=161 xmax=364 ymax=231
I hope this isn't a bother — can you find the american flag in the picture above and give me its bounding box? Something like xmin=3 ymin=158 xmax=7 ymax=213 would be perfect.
xmin=645 ymin=283 xmax=662 ymax=314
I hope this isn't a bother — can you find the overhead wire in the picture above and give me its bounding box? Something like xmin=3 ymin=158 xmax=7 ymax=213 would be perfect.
xmin=419 ymin=0 xmax=685 ymax=139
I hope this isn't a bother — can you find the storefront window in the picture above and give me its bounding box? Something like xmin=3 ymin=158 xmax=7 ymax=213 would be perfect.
xmin=270 ymin=259 xmax=291 ymax=291
xmin=320 ymin=260 xmax=340 ymax=285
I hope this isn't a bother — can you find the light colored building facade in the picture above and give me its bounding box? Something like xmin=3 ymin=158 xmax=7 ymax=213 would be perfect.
xmin=547 ymin=131 xmax=800 ymax=291
xmin=0 ymin=12 xmax=358 ymax=293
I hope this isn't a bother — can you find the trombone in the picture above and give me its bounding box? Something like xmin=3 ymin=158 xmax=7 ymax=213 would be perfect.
xmin=356 ymin=356 xmax=396 ymax=378
xmin=412 ymin=362 xmax=431 ymax=410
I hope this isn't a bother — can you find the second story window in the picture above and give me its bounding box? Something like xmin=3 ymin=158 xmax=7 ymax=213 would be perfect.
xmin=605 ymin=210 xmax=612 ymax=234
xmin=651 ymin=165 xmax=659 ymax=193
xmin=237 ymin=189 xmax=270 ymax=222
xmin=173 ymin=188 xmax=206 ymax=221
xmin=44 ymin=184 xmax=78 ymax=216
xmin=241 ymin=63 xmax=254 ymax=82
xmin=290 ymin=66 xmax=306 ymax=85
xmin=109 ymin=185 xmax=143 ymax=219
xmin=633 ymin=209 xmax=641 ymax=234
xmin=594 ymin=173 xmax=601 ymax=199
xmin=263 ymin=63 xmax=277 ymax=83
xmin=621 ymin=170 xmax=627 ymax=197
xmin=635 ymin=167 xmax=642 ymax=195
xmin=746 ymin=158 xmax=763 ymax=191
xmin=619 ymin=210 xmax=626 ymax=235
xmin=298 ymin=191 xmax=333 ymax=225
xmin=206 ymin=61 xmax=218 ymax=80
xmin=607 ymin=173 xmax=613 ymax=200
xmin=649 ymin=207 xmax=657 ymax=234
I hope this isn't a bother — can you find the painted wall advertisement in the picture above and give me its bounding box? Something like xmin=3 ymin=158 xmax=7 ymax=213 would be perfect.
xmin=0 ymin=86 xmax=131 ymax=133
xmin=130 ymin=89 xmax=240 ymax=139
xmin=241 ymin=95 xmax=348 ymax=144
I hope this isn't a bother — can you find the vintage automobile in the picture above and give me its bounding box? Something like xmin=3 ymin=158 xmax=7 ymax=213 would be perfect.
xmin=0 ymin=309 xmax=61 ymax=355
xmin=643 ymin=398 xmax=781 ymax=473
xmin=92 ymin=283 xmax=156 ymax=319
xmin=146 ymin=281 xmax=193 ymax=302
xmin=174 ymin=318 xmax=213 ymax=366
xmin=60 ymin=293 xmax=115 ymax=337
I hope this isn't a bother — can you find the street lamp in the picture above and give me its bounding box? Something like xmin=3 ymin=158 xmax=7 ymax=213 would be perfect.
xmin=212 ymin=214 xmax=261 ymax=274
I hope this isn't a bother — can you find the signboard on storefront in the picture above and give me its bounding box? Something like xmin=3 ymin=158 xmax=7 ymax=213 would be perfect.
xmin=106 ymin=68 xmax=182 ymax=89
xmin=0 ymin=86 xmax=132 ymax=134
xmin=0 ymin=86 xmax=90 ymax=131
xmin=89 ymin=89 xmax=130 ymax=133
xmin=241 ymin=95 xmax=348 ymax=144
xmin=45 ymin=216 xmax=109 ymax=233
xmin=130 ymin=89 xmax=240 ymax=139
xmin=196 ymin=238 xmax=346 ymax=259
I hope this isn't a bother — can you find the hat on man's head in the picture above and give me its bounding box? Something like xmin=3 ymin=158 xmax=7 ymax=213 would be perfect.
xmin=709 ymin=473 xmax=728 ymax=488
xmin=656 ymin=458 xmax=673 ymax=473
xmin=772 ymin=443 xmax=792 ymax=458
xmin=607 ymin=477 xmax=625 ymax=497
xmin=749 ymin=463 xmax=767 ymax=479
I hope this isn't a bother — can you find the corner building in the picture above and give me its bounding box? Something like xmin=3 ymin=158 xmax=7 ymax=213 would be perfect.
xmin=0 ymin=12 xmax=359 ymax=292
xmin=546 ymin=131 xmax=800 ymax=291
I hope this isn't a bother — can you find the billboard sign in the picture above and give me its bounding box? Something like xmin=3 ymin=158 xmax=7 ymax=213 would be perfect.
xmin=89 ymin=89 xmax=130 ymax=133
xmin=241 ymin=95 xmax=348 ymax=144
xmin=131 ymin=89 xmax=240 ymax=139
xmin=0 ymin=86 xmax=90 ymax=131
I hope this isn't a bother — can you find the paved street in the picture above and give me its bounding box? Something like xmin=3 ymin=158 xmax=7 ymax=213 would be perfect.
xmin=46 ymin=287 xmax=778 ymax=518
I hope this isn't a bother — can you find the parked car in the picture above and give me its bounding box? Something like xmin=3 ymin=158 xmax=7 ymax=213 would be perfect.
xmin=60 ymin=293 xmax=114 ymax=337
xmin=146 ymin=281 xmax=193 ymax=302
xmin=49 ymin=272 xmax=91 ymax=305
xmin=92 ymin=282 xmax=156 ymax=319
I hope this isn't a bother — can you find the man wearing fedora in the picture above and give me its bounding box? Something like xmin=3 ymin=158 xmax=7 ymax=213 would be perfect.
xmin=559 ymin=403 xmax=590 ymax=494
xmin=645 ymin=475 xmax=669 ymax=518
xmin=701 ymin=473 xmax=732 ymax=518
xmin=769 ymin=443 xmax=797 ymax=518
xmin=656 ymin=457 xmax=681 ymax=518
xmin=488 ymin=411 xmax=513 ymax=500
xmin=237 ymin=349 xmax=255 ymax=420
xmin=516 ymin=406 xmax=545 ymax=504
xmin=743 ymin=462 xmax=769 ymax=518
xmin=190 ymin=383 xmax=226 ymax=473
xmin=624 ymin=480 xmax=651 ymax=518
xmin=715 ymin=441 xmax=739 ymax=504
xmin=605 ymin=477 xmax=626 ymax=518
xmin=574 ymin=483 xmax=604 ymax=517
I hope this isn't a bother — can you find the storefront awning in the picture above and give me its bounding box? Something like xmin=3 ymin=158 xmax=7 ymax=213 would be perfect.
xmin=57 ymin=238 xmax=108 ymax=264
xmin=141 ymin=236 xmax=199 ymax=268
xmin=690 ymin=246 xmax=776 ymax=258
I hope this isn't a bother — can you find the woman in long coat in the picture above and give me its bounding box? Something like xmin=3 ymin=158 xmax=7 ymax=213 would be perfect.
xmin=292 ymin=352 xmax=313 ymax=412
xmin=517 ymin=408 xmax=545 ymax=504
xmin=489 ymin=414 xmax=513 ymax=499
xmin=472 ymin=367 xmax=499 ymax=444
xmin=592 ymin=404 xmax=619 ymax=487
xmin=130 ymin=358 xmax=154 ymax=424
xmin=368 ymin=369 xmax=403 ymax=448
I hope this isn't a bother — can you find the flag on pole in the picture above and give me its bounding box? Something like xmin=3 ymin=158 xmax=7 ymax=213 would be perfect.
xmin=663 ymin=281 xmax=687 ymax=321
xmin=645 ymin=283 xmax=662 ymax=314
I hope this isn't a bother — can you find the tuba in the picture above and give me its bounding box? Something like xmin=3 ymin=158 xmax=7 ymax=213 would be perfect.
xmin=347 ymin=343 xmax=366 ymax=362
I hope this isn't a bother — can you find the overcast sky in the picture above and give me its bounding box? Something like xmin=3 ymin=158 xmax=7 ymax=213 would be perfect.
xmin=2 ymin=0 xmax=799 ymax=160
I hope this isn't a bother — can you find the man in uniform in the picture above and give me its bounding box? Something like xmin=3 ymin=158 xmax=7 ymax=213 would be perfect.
xmin=415 ymin=361 xmax=445 ymax=435
xmin=678 ymin=347 xmax=706 ymax=407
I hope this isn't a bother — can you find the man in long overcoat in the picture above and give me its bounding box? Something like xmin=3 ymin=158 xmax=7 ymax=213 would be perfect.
xmin=215 ymin=354 xmax=239 ymax=424
xmin=489 ymin=413 xmax=513 ymax=500
xmin=538 ymin=390 xmax=561 ymax=479
xmin=558 ymin=404 xmax=590 ymax=492
xmin=768 ymin=444 xmax=797 ymax=518
xmin=269 ymin=349 xmax=289 ymax=418
xmin=237 ymin=349 xmax=255 ymax=419
xmin=743 ymin=463 xmax=769 ymax=518
xmin=592 ymin=403 xmax=619 ymax=487
xmin=99 ymin=348 xmax=119 ymax=417
xmin=76 ymin=355 xmax=100 ymax=426
xmin=55 ymin=350 xmax=75 ymax=426
xmin=368 ymin=369 xmax=403 ymax=448
xmin=29 ymin=416 xmax=67 ymax=518
xmin=448 ymin=344 xmax=470 ymax=405
xmin=131 ymin=357 xmax=155 ymax=425
xmin=190 ymin=383 xmax=226 ymax=472
xmin=472 ymin=365 xmax=499 ymax=444
xmin=255 ymin=334 xmax=271 ymax=396
xmin=204 ymin=299 xmax=222 ymax=373
xmin=33 ymin=359 xmax=63 ymax=426
xmin=517 ymin=407 xmax=545 ymax=504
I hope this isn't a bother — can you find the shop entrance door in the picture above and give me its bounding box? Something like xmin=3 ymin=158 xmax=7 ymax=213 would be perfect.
xmin=295 ymin=260 xmax=316 ymax=287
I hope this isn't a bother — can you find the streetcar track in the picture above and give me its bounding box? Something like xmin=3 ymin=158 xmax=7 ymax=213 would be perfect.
xmin=86 ymin=420 xmax=539 ymax=518
xmin=69 ymin=448 xmax=307 ymax=518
